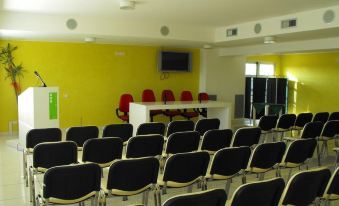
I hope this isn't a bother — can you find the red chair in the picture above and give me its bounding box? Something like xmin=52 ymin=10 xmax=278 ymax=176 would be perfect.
xmin=197 ymin=92 xmax=209 ymax=117
xmin=142 ymin=89 xmax=162 ymax=122
xmin=180 ymin=91 xmax=199 ymax=120
xmin=162 ymin=90 xmax=181 ymax=121
xmin=116 ymin=93 xmax=133 ymax=123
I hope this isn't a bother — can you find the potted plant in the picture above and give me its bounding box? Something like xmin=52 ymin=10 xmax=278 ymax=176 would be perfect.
xmin=0 ymin=43 xmax=25 ymax=102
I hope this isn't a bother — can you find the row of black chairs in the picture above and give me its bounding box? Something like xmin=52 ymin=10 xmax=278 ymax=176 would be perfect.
xmin=162 ymin=166 xmax=339 ymax=206
xmin=30 ymin=134 xmax=322 ymax=206
xmin=22 ymin=118 xmax=220 ymax=186
xmin=34 ymin=156 xmax=339 ymax=206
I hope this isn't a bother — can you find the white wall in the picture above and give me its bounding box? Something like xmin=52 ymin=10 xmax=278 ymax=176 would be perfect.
xmin=200 ymin=48 xmax=246 ymax=119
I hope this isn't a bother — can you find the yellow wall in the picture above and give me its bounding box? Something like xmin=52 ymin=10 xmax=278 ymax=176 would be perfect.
xmin=282 ymin=52 xmax=339 ymax=114
xmin=247 ymin=52 xmax=339 ymax=114
xmin=0 ymin=41 xmax=200 ymax=132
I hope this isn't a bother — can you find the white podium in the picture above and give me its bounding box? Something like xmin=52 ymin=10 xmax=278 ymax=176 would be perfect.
xmin=18 ymin=87 xmax=60 ymax=147
xmin=129 ymin=101 xmax=232 ymax=135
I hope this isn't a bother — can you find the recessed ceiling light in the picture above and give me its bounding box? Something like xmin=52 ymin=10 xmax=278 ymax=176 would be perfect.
xmin=264 ymin=36 xmax=275 ymax=44
xmin=120 ymin=0 xmax=135 ymax=10
xmin=84 ymin=37 xmax=96 ymax=43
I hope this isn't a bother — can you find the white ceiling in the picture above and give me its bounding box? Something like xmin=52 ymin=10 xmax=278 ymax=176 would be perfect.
xmin=1 ymin=0 xmax=339 ymax=47
xmin=2 ymin=0 xmax=339 ymax=27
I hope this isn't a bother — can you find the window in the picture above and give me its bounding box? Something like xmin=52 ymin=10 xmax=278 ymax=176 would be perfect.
xmin=245 ymin=62 xmax=275 ymax=76
xmin=245 ymin=63 xmax=257 ymax=76
xmin=259 ymin=64 xmax=274 ymax=76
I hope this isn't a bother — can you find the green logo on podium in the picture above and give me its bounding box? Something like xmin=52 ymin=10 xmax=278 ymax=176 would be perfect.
xmin=49 ymin=92 xmax=58 ymax=119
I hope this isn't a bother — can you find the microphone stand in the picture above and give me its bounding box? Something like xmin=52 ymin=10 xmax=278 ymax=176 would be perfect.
xmin=34 ymin=71 xmax=47 ymax=87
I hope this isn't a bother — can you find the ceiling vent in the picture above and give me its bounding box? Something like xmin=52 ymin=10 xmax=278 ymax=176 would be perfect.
xmin=281 ymin=18 xmax=297 ymax=29
xmin=226 ymin=28 xmax=238 ymax=37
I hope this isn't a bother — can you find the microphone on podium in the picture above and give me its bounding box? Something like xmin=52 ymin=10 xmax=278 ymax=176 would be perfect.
xmin=34 ymin=71 xmax=47 ymax=87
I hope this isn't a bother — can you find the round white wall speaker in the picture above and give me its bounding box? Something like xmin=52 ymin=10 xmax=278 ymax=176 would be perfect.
xmin=323 ymin=10 xmax=335 ymax=24
xmin=160 ymin=26 xmax=170 ymax=36
xmin=66 ymin=18 xmax=78 ymax=30
xmin=254 ymin=23 xmax=262 ymax=34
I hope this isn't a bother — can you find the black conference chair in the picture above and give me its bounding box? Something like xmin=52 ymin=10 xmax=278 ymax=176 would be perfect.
xmin=194 ymin=118 xmax=220 ymax=136
xmin=278 ymin=138 xmax=317 ymax=180
xmin=244 ymin=142 xmax=286 ymax=183
xmin=257 ymin=115 xmax=278 ymax=143
xmin=313 ymin=112 xmax=330 ymax=124
xmin=165 ymin=120 xmax=195 ymax=137
xmin=321 ymin=167 xmax=339 ymax=205
xmin=23 ymin=128 xmax=62 ymax=187
xmin=136 ymin=122 xmax=166 ymax=136
xmin=102 ymin=123 xmax=133 ymax=145
xmin=273 ymin=114 xmax=297 ymax=141
xmin=228 ymin=177 xmax=285 ymax=206
xmin=30 ymin=141 xmax=78 ymax=205
xmin=329 ymin=112 xmax=339 ymax=121
xmin=162 ymin=188 xmax=227 ymax=206
xmin=164 ymin=131 xmax=200 ymax=157
xmin=126 ymin=134 xmax=164 ymax=159
xmin=284 ymin=121 xmax=323 ymax=142
xmin=317 ymin=120 xmax=339 ymax=166
xmin=158 ymin=151 xmax=210 ymax=199
xmin=200 ymin=129 xmax=233 ymax=155
xmin=82 ymin=137 xmax=123 ymax=169
xmin=230 ymin=127 xmax=261 ymax=148
xmin=36 ymin=163 xmax=101 ymax=206
xmin=102 ymin=157 xmax=159 ymax=206
xmin=278 ymin=167 xmax=331 ymax=206
xmin=292 ymin=112 xmax=313 ymax=135
xmin=66 ymin=126 xmax=99 ymax=149
xmin=205 ymin=147 xmax=251 ymax=194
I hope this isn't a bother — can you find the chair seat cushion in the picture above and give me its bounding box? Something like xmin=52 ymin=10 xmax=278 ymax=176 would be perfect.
xmin=163 ymin=110 xmax=181 ymax=116
xmin=182 ymin=112 xmax=199 ymax=118
xmin=118 ymin=115 xmax=129 ymax=121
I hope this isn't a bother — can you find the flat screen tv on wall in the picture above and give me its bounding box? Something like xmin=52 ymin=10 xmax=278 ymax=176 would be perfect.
xmin=158 ymin=51 xmax=192 ymax=72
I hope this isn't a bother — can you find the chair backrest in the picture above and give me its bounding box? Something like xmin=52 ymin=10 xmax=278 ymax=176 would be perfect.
xmin=119 ymin=93 xmax=134 ymax=113
xmin=300 ymin=121 xmax=323 ymax=139
xmin=323 ymin=167 xmax=339 ymax=199
xmin=281 ymin=138 xmax=317 ymax=165
xmin=102 ymin=123 xmax=133 ymax=143
xmin=162 ymin=189 xmax=227 ymax=206
xmin=276 ymin=114 xmax=297 ymax=130
xmin=162 ymin=90 xmax=176 ymax=102
xmin=229 ymin=178 xmax=285 ymax=206
xmin=248 ymin=142 xmax=286 ymax=170
xmin=198 ymin=92 xmax=209 ymax=101
xmin=142 ymin=89 xmax=156 ymax=102
xmin=166 ymin=120 xmax=195 ymax=137
xmin=312 ymin=112 xmax=329 ymax=124
xmin=165 ymin=131 xmax=200 ymax=155
xmin=180 ymin=91 xmax=194 ymax=101
xmin=329 ymin=112 xmax=339 ymax=121
xmin=26 ymin=128 xmax=62 ymax=149
xmin=82 ymin=137 xmax=123 ymax=166
xmin=126 ymin=134 xmax=164 ymax=158
xmin=258 ymin=115 xmax=278 ymax=132
xmin=321 ymin=120 xmax=339 ymax=138
xmin=106 ymin=157 xmax=159 ymax=191
xmin=231 ymin=127 xmax=261 ymax=147
xmin=294 ymin=113 xmax=313 ymax=128
xmin=66 ymin=126 xmax=99 ymax=147
xmin=209 ymin=147 xmax=251 ymax=177
xmin=194 ymin=118 xmax=220 ymax=136
xmin=163 ymin=151 xmax=210 ymax=184
xmin=33 ymin=141 xmax=78 ymax=170
xmin=279 ymin=167 xmax=331 ymax=206
xmin=136 ymin=122 xmax=166 ymax=136
xmin=43 ymin=163 xmax=101 ymax=201
xmin=201 ymin=129 xmax=233 ymax=153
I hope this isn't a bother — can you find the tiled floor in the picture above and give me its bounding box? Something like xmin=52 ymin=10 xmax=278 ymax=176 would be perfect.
xmin=0 ymin=135 xmax=338 ymax=206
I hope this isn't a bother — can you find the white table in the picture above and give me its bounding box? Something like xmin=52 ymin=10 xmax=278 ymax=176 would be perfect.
xmin=129 ymin=101 xmax=232 ymax=135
